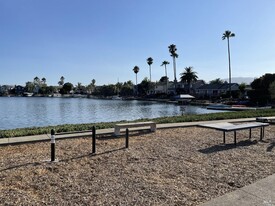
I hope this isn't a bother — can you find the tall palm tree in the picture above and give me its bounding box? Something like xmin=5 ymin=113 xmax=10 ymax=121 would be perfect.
xmin=34 ymin=76 xmax=40 ymax=85
xmin=161 ymin=61 xmax=170 ymax=94
xmin=58 ymin=76 xmax=65 ymax=86
xmin=180 ymin=67 xmax=198 ymax=94
xmin=133 ymin=66 xmax=140 ymax=96
xmin=41 ymin=77 xmax=46 ymax=85
xmin=146 ymin=57 xmax=153 ymax=82
xmin=168 ymin=44 xmax=178 ymax=93
xmin=222 ymin=30 xmax=235 ymax=97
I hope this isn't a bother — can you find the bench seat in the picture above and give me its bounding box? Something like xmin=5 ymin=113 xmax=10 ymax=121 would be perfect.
xmin=114 ymin=121 xmax=156 ymax=136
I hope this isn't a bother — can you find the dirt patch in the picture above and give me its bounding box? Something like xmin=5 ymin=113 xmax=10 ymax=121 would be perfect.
xmin=1 ymin=125 xmax=275 ymax=205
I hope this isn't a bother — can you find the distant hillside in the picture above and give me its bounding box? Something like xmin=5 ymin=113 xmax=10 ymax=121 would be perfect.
xmin=222 ymin=77 xmax=255 ymax=85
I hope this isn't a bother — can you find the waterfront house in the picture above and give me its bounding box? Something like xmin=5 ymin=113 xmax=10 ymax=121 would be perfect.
xmin=0 ymin=85 xmax=14 ymax=96
xmin=196 ymin=83 xmax=239 ymax=98
xmin=15 ymin=85 xmax=25 ymax=96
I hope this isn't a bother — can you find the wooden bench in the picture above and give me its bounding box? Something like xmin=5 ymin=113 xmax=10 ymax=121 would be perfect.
xmin=198 ymin=122 xmax=269 ymax=145
xmin=114 ymin=121 xmax=156 ymax=136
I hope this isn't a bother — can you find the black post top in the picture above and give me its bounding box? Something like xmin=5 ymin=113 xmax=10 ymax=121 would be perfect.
xmin=51 ymin=129 xmax=55 ymax=135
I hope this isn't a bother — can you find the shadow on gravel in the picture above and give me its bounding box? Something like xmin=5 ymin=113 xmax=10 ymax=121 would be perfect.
xmin=59 ymin=147 xmax=126 ymax=163
xmin=96 ymin=130 xmax=153 ymax=140
xmin=1 ymin=147 xmax=128 ymax=172
xmin=0 ymin=162 xmax=41 ymax=172
xmin=198 ymin=140 xmax=258 ymax=154
xmin=267 ymin=141 xmax=275 ymax=152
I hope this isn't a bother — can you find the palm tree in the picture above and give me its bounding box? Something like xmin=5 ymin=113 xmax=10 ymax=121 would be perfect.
xmin=133 ymin=66 xmax=140 ymax=96
xmin=33 ymin=76 xmax=40 ymax=85
xmin=222 ymin=30 xmax=235 ymax=97
xmin=146 ymin=57 xmax=153 ymax=82
xmin=161 ymin=61 xmax=170 ymax=94
xmin=180 ymin=67 xmax=198 ymax=94
xmin=41 ymin=77 xmax=46 ymax=85
xmin=58 ymin=76 xmax=65 ymax=86
xmin=168 ymin=44 xmax=178 ymax=93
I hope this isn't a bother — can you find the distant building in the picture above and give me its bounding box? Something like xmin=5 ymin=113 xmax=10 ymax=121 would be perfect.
xmin=0 ymin=85 xmax=14 ymax=95
xmin=15 ymin=85 xmax=25 ymax=96
xmin=196 ymin=83 xmax=239 ymax=98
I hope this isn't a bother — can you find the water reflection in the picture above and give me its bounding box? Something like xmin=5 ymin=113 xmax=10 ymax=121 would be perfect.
xmin=0 ymin=97 xmax=225 ymax=130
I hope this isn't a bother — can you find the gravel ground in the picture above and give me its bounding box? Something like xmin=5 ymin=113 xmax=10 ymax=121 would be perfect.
xmin=0 ymin=125 xmax=275 ymax=205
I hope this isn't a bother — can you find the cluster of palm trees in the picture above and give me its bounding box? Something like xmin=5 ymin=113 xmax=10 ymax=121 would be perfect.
xmin=133 ymin=30 xmax=235 ymax=96
xmin=133 ymin=44 xmax=180 ymax=94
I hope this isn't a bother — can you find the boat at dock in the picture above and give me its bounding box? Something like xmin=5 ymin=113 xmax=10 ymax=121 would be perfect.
xmin=206 ymin=104 xmax=258 ymax=111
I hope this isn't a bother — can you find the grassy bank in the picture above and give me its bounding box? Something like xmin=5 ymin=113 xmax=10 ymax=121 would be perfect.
xmin=1 ymin=109 xmax=275 ymax=138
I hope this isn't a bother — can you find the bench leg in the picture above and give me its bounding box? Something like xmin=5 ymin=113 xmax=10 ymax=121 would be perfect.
xmin=249 ymin=128 xmax=252 ymax=139
xmin=114 ymin=127 xmax=120 ymax=136
xmin=223 ymin=131 xmax=226 ymax=144
xmin=150 ymin=124 xmax=156 ymax=132
xmin=260 ymin=127 xmax=264 ymax=141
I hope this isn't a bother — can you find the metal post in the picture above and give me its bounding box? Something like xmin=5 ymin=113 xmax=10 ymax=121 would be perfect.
xmin=234 ymin=131 xmax=237 ymax=145
xmin=126 ymin=128 xmax=129 ymax=148
xmin=92 ymin=126 xmax=96 ymax=153
xmin=260 ymin=127 xmax=263 ymax=141
xmin=51 ymin=129 xmax=55 ymax=162
xmin=223 ymin=131 xmax=226 ymax=144
xmin=249 ymin=128 xmax=252 ymax=139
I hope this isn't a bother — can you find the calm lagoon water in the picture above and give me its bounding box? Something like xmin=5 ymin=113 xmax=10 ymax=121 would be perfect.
xmin=0 ymin=97 xmax=223 ymax=130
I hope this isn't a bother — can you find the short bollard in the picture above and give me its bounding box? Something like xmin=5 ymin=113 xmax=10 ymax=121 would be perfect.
xmin=125 ymin=128 xmax=129 ymax=148
xmin=51 ymin=129 xmax=56 ymax=162
xmin=92 ymin=126 xmax=96 ymax=154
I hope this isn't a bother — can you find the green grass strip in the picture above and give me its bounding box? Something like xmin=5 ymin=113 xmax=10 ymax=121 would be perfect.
xmin=1 ymin=109 xmax=275 ymax=138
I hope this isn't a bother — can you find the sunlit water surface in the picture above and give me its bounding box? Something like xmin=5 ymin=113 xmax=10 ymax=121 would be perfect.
xmin=0 ymin=97 xmax=224 ymax=130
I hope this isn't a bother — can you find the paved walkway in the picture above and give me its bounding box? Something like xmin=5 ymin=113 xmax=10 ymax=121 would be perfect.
xmin=200 ymin=174 xmax=275 ymax=206
xmin=1 ymin=117 xmax=275 ymax=206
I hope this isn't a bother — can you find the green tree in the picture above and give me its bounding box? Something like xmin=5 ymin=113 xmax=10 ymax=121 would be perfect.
xmin=168 ymin=44 xmax=178 ymax=92
xmin=147 ymin=57 xmax=153 ymax=81
xmin=25 ymin=81 xmax=35 ymax=93
xmin=138 ymin=77 xmax=154 ymax=96
xmin=180 ymin=67 xmax=198 ymax=94
xmin=120 ymin=81 xmax=134 ymax=96
xmin=74 ymin=82 xmax=86 ymax=94
xmin=98 ymin=84 xmax=116 ymax=97
xmin=115 ymin=82 xmax=123 ymax=95
xmin=249 ymin=73 xmax=275 ymax=105
xmin=209 ymin=78 xmax=224 ymax=84
xmin=269 ymin=81 xmax=275 ymax=101
xmin=239 ymin=83 xmax=246 ymax=99
xmin=60 ymin=82 xmax=73 ymax=94
xmin=222 ymin=30 xmax=235 ymax=97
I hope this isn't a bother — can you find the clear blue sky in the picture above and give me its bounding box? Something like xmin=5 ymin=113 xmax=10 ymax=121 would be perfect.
xmin=1 ymin=0 xmax=275 ymax=86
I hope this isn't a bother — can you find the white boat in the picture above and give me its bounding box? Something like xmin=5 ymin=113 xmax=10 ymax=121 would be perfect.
xmin=207 ymin=104 xmax=257 ymax=111
xmin=112 ymin=96 xmax=122 ymax=100
xmin=23 ymin=92 xmax=33 ymax=97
